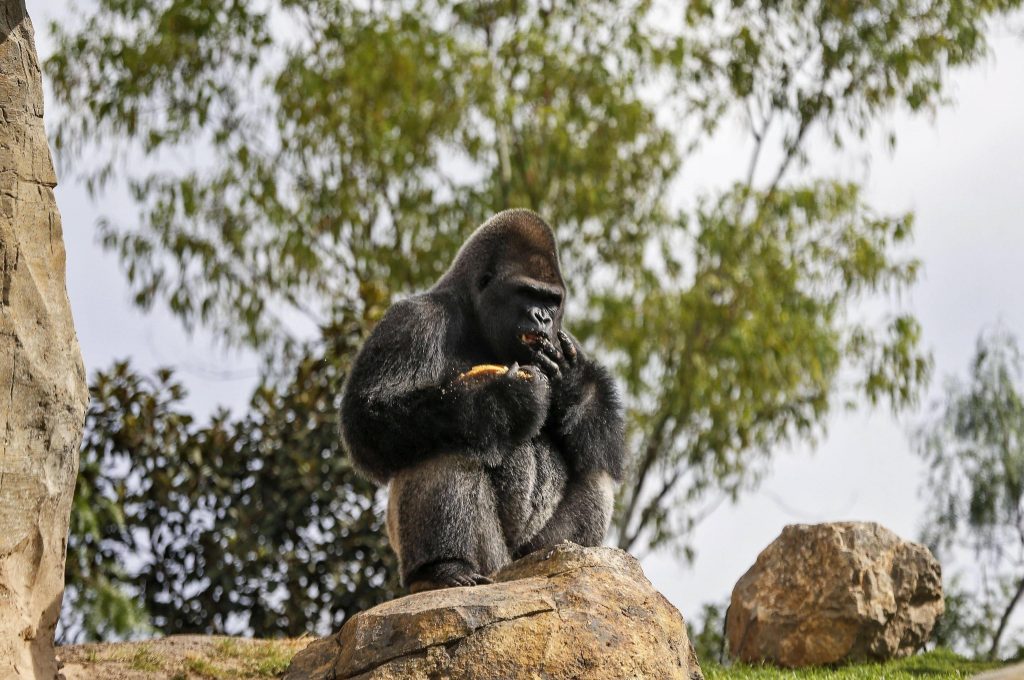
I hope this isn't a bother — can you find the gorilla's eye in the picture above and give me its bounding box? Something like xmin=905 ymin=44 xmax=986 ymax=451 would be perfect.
xmin=478 ymin=273 xmax=493 ymax=291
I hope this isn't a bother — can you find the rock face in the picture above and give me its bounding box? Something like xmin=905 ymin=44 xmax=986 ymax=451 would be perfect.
xmin=285 ymin=543 xmax=704 ymax=680
xmin=726 ymin=522 xmax=944 ymax=668
xmin=0 ymin=3 xmax=89 ymax=678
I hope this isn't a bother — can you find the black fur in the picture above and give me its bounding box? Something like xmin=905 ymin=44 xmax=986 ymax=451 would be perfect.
xmin=340 ymin=209 xmax=626 ymax=590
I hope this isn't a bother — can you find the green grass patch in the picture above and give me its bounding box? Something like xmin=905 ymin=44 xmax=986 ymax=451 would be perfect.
xmin=59 ymin=636 xmax=308 ymax=679
xmin=215 ymin=637 xmax=300 ymax=676
xmin=185 ymin=639 xmax=302 ymax=677
xmin=126 ymin=644 xmax=163 ymax=672
xmin=703 ymin=649 xmax=1004 ymax=679
xmin=185 ymin=654 xmax=227 ymax=679
xmin=248 ymin=641 xmax=297 ymax=676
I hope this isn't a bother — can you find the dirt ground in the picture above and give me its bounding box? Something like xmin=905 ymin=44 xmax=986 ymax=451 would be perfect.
xmin=57 ymin=635 xmax=311 ymax=680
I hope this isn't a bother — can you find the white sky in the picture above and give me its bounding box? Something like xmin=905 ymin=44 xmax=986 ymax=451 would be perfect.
xmin=28 ymin=1 xmax=1024 ymax=633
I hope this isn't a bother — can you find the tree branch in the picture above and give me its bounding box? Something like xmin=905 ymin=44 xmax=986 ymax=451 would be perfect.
xmin=989 ymin=573 xmax=1024 ymax=660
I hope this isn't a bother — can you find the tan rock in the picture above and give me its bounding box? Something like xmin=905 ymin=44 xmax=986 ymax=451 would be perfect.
xmin=726 ymin=522 xmax=944 ymax=668
xmin=285 ymin=543 xmax=704 ymax=680
xmin=0 ymin=2 xmax=89 ymax=678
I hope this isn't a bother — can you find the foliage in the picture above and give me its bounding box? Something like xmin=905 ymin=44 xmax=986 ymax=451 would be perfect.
xmin=62 ymin=313 xmax=398 ymax=641
xmin=606 ymin=180 xmax=927 ymax=551
xmin=44 ymin=0 xmax=1022 ymax=636
xmin=702 ymin=648 xmax=1004 ymax=679
xmin=46 ymin=0 xmax=680 ymax=355
xmin=690 ymin=600 xmax=729 ymax=665
xmin=916 ymin=327 xmax=1024 ymax=660
xmin=930 ymin=576 xmax=1010 ymax=660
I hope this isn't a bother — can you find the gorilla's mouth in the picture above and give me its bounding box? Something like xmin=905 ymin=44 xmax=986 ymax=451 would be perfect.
xmin=519 ymin=332 xmax=544 ymax=346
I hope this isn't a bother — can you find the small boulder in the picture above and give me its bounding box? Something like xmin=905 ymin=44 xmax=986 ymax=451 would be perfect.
xmin=285 ymin=543 xmax=704 ymax=679
xmin=726 ymin=521 xmax=943 ymax=668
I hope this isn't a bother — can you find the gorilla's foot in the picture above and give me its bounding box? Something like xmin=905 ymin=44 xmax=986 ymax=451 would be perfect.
xmin=408 ymin=560 xmax=493 ymax=593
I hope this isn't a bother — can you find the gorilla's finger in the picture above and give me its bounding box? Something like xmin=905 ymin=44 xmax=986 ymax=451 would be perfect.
xmin=534 ymin=335 xmax=564 ymax=362
xmin=558 ymin=330 xmax=578 ymax=366
xmin=470 ymin=573 xmax=493 ymax=585
xmin=507 ymin=361 xmax=536 ymax=381
xmin=532 ymin=352 xmax=561 ymax=379
xmin=445 ymin=572 xmax=470 ymax=587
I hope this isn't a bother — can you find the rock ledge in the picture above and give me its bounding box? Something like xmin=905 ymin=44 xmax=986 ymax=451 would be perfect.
xmin=285 ymin=543 xmax=704 ymax=680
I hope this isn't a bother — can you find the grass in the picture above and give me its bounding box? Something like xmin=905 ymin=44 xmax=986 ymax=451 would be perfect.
xmin=127 ymin=644 xmax=164 ymax=672
xmin=213 ymin=637 xmax=297 ymax=677
xmin=703 ymin=649 xmax=1005 ymax=679
xmin=61 ymin=639 xmax=1008 ymax=679
xmin=184 ymin=655 xmax=226 ymax=679
xmin=173 ymin=638 xmax=303 ymax=678
xmin=59 ymin=635 xmax=308 ymax=679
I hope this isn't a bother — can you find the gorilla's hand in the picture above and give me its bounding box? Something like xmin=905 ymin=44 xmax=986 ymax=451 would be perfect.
xmin=456 ymin=361 xmax=551 ymax=447
xmin=528 ymin=331 xmax=625 ymax=479
xmin=494 ymin=361 xmax=552 ymax=419
xmin=529 ymin=330 xmax=585 ymax=398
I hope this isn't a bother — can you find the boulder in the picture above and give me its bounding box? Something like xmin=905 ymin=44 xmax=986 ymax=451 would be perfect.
xmin=285 ymin=543 xmax=704 ymax=680
xmin=726 ymin=522 xmax=944 ymax=668
xmin=0 ymin=3 xmax=89 ymax=678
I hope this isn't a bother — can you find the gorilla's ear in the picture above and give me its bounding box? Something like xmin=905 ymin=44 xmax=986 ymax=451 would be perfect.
xmin=477 ymin=272 xmax=494 ymax=291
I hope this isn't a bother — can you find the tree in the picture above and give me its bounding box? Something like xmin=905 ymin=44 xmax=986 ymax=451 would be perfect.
xmin=917 ymin=327 xmax=1024 ymax=660
xmin=689 ymin=600 xmax=729 ymax=665
xmin=931 ymin=576 xmax=1015 ymax=660
xmin=64 ymin=313 xmax=398 ymax=640
xmin=44 ymin=0 xmax=1020 ymax=636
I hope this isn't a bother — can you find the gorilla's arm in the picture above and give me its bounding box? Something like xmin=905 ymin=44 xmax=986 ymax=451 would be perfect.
xmin=542 ymin=331 xmax=627 ymax=480
xmin=341 ymin=297 xmax=550 ymax=483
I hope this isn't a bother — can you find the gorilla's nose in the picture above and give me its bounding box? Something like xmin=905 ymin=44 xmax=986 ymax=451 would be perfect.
xmin=531 ymin=308 xmax=552 ymax=328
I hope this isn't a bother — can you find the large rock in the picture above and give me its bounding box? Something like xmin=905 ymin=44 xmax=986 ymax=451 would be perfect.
xmin=285 ymin=543 xmax=704 ymax=680
xmin=726 ymin=522 xmax=944 ymax=668
xmin=0 ymin=3 xmax=89 ymax=678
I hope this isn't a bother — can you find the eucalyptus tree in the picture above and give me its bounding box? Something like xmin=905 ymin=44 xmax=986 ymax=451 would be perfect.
xmin=918 ymin=328 xmax=1024 ymax=660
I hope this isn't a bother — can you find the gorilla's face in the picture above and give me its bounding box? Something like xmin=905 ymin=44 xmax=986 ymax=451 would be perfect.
xmin=474 ymin=266 xmax=564 ymax=364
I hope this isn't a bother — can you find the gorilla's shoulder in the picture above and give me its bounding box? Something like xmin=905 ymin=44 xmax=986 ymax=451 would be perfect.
xmin=378 ymin=292 xmax=454 ymax=333
xmin=364 ymin=292 xmax=462 ymax=362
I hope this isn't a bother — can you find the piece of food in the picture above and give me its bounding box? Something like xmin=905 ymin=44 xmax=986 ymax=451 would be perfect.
xmin=459 ymin=364 xmax=509 ymax=380
xmin=457 ymin=364 xmax=532 ymax=382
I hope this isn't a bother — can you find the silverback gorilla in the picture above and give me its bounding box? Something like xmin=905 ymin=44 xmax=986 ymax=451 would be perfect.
xmin=340 ymin=209 xmax=626 ymax=593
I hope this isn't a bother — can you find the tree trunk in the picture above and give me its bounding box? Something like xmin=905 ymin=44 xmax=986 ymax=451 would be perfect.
xmin=0 ymin=2 xmax=89 ymax=677
xmin=989 ymin=574 xmax=1024 ymax=661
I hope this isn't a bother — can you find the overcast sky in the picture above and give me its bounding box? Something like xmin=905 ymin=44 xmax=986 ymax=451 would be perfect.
xmin=28 ymin=0 xmax=1024 ymax=632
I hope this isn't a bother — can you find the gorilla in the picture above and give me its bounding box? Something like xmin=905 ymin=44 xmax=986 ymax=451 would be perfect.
xmin=340 ymin=209 xmax=626 ymax=593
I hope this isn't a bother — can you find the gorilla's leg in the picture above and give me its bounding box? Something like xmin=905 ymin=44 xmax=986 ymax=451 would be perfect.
xmin=514 ymin=470 xmax=615 ymax=557
xmin=387 ymin=454 xmax=511 ymax=592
